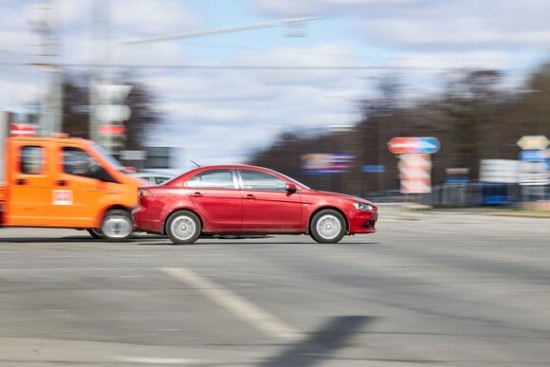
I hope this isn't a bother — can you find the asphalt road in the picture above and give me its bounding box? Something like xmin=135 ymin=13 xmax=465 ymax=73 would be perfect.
xmin=0 ymin=211 xmax=549 ymax=366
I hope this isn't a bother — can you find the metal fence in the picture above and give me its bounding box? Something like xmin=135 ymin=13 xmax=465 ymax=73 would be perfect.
xmin=371 ymin=183 xmax=550 ymax=208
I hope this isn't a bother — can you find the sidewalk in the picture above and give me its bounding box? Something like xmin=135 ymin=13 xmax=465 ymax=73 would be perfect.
xmin=377 ymin=203 xmax=550 ymax=220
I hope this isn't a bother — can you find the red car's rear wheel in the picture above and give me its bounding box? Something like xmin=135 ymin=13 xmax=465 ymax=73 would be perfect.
xmin=166 ymin=210 xmax=202 ymax=245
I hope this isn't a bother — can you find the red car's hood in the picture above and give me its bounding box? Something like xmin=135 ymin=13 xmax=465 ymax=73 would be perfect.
xmin=305 ymin=189 xmax=375 ymax=206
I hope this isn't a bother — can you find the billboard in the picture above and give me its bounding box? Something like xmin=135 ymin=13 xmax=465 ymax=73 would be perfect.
xmin=479 ymin=159 xmax=520 ymax=184
xmin=301 ymin=153 xmax=354 ymax=175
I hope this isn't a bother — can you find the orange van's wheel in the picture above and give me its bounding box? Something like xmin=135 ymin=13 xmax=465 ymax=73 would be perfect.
xmin=101 ymin=209 xmax=133 ymax=241
xmin=87 ymin=228 xmax=105 ymax=239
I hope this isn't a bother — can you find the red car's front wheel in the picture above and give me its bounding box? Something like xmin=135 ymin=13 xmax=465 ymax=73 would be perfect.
xmin=310 ymin=209 xmax=346 ymax=244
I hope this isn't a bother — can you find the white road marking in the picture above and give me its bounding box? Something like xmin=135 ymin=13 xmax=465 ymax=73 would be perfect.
xmin=161 ymin=267 xmax=302 ymax=342
xmin=157 ymin=328 xmax=181 ymax=332
xmin=41 ymin=255 xmax=160 ymax=258
xmin=118 ymin=275 xmax=143 ymax=278
xmin=0 ymin=267 xmax=146 ymax=271
xmin=117 ymin=357 xmax=199 ymax=364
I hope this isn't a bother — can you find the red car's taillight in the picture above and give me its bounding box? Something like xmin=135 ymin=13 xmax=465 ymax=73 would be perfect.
xmin=138 ymin=188 xmax=152 ymax=206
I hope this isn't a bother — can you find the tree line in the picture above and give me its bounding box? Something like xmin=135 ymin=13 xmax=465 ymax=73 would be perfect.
xmin=248 ymin=63 xmax=550 ymax=196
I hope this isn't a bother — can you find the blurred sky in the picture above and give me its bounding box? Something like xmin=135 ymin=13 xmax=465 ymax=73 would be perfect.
xmin=1 ymin=0 xmax=550 ymax=169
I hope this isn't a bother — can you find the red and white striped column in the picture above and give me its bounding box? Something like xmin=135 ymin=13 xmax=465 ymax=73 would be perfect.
xmin=398 ymin=154 xmax=432 ymax=194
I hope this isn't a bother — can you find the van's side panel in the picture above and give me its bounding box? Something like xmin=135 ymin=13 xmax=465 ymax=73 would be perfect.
xmin=2 ymin=136 xmax=144 ymax=230
xmin=4 ymin=139 xmax=57 ymax=226
xmin=49 ymin=142 xmax=104 ymax=227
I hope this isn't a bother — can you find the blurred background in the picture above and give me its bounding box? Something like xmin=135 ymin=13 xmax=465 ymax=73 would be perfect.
xmin=1 ymin=0 xmax=549 ymax=208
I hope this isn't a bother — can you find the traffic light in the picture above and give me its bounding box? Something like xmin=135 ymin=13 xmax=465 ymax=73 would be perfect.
xmin=98 ymin=124 xmax=126 ymax=152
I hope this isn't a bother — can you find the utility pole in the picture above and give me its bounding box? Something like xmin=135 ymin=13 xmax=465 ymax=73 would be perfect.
xmin=90 ymin=0 xmax=109 ymax=144
xmin=30 ymin=0 xmax=62 ymax=136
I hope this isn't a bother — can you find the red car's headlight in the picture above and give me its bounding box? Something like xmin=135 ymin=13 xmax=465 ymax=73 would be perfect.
xmin=353 ymin=202 xmax=374 ymax=211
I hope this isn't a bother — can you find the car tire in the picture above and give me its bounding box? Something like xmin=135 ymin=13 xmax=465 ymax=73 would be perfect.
xmin=165 ymin=210 xmax=201 ymax=245
xmin=87 ymin=228 xmax=105 ymax=239
xmin=100 ymin=209 xmax=133 ymax=241
xmin=310 ymin=209 xmax=346 ymax=244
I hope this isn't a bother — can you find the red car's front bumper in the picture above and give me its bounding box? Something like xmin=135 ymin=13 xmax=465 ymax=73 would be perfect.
xmin=347 ymin=209 xmax=378 ymax=234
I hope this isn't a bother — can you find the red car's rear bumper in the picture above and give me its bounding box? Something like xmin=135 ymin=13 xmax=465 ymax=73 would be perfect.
xmin=133 ymin=207 xmax=163 ymax=234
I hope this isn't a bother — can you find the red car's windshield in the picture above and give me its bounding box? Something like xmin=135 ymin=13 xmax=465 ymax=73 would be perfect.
xmin=278 ymin=172 xmax=311 ymax=190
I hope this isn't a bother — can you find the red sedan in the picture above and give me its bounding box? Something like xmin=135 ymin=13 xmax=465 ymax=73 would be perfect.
xmin=133 ymin=164 xmax=378 ymax=244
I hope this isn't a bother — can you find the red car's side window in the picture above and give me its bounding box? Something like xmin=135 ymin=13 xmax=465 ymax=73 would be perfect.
xmin=187 ymin=170 xmax=236 ymax=189
xmin=240 ymin=170 xmax=287 ymax=191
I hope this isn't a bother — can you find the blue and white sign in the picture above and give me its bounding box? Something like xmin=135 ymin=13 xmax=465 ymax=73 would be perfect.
xmin=388 ymin=136 xmax=441 ymax=155
xmin=416 ymin=137 xmax=440 ymax=154
xmin=362 ymin=164 xmax=385 ymax=173
xmin=519 ymin=161 xmax=549 ymax=186
xmin=519 ymin=150 xmax=546 ymax=162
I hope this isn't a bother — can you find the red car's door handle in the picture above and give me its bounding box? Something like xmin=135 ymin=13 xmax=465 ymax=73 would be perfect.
xmin=244 ymin=194 xmax=255 ymax=199
xmin=191 ymin=192 xmax=203 ymax=197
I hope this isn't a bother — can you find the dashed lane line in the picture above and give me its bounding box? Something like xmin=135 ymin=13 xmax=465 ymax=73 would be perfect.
xmin=161 ymin=267 xmax=302 ymax=342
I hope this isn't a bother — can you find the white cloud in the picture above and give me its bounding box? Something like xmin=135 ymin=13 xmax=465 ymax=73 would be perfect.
xmin=386 ymin=50 xmax=518 ymax=70
xmin=255 ymin=0 xmax=550 ymax=53
xmin=234 ymin=43 xmax=359 ymax=84
xmin=56 ymin=0 xmax=200 ymax=36
xmin=254 ymin=0 xmax=414 ymax=15
xmin=356 ymin=0 xmax=550 ymax=53
xmin=2 ymin=0 xmax=549 ymax=168
xmin=110 ymin=0 xmax=200 ymax=37
xmin=152 ymin=122 xmax=272 ymax=168
xmin=0 ymin=74 xmax=44 ymax=109
xmin=158 ymin=102 xmax=253 ymax=122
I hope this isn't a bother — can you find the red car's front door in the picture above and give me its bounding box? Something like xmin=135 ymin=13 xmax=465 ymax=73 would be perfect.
xmin=238 ymin=169 xmax=302 ymax=232
xmin=186 ymin=169 xmax=242 ymax=231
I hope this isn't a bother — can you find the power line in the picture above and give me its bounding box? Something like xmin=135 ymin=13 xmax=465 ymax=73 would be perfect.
xmin=0 ymin=62 xmax=535 ymax=72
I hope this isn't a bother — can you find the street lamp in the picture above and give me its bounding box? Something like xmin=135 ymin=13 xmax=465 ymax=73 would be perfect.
xmin=122 ymin=16 xmax=321 ymax=45
xmin=88 ymin=14 xmax=321 ymax=152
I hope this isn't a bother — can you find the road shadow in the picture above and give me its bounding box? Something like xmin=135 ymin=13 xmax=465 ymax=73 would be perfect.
xmin=0 ymin=234 xmax=167 ymax=244
xmin=0 ymin=234 xmax=378 ymax=246
xmin=136 ymin=239 xmax=380 ymax=247
xmin=0 ymin=236 xmax=105 ymax=243
xmin=261 ymin=315 xmax=375 ymax=367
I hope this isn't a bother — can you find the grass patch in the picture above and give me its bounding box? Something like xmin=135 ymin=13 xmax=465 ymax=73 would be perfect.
xmin=492 ymin=209 xmax=550 ymax=218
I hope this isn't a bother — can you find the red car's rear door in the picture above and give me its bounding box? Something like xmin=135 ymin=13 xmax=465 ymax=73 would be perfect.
xmin=238 ymin=169 xmax=302 ymax=232
xmin=186 ymin=169 xmax=242 ymax=231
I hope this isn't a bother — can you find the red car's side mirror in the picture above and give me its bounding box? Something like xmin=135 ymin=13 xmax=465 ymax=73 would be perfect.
xmin=286 ymin=183 xmax=297 ymax=195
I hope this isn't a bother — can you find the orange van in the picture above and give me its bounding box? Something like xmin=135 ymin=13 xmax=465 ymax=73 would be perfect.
xmin=0 ymin=135 xmax=146 ymax=240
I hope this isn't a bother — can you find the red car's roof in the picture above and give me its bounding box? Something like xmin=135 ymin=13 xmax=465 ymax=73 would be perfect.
xmin=183 ymin=164 xmax=279 ymax=175
xmin=174 ymin=164 xmax=309 ymax=189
